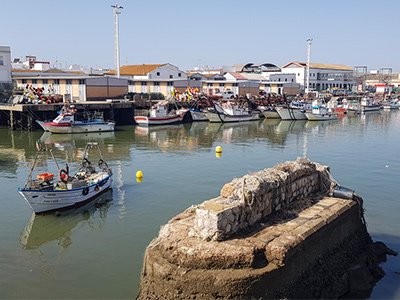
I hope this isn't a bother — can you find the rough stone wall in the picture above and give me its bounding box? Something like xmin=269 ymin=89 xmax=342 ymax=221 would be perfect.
xmin=192 ymin=157 xmax=332 ymax=241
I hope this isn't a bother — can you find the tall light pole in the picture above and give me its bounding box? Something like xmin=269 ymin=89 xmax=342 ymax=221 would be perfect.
xmin=305 ymin=38 xmax=313 ymax=94
xmin=111 ymin=4 xmax=123 ymax=78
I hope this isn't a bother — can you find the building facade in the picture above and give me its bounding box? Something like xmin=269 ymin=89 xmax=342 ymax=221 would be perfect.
xmin=280 ymin=62 xmax=354 ymax=92
xmin=0 ymin=46 xmax=12 ymax=89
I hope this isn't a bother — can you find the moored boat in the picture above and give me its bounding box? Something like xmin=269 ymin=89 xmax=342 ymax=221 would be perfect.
xmin=205 ymin=100 xmax=259 ymax=123
xmin=276 ymin=101 xmax=312 ymax=120
xmin=18 ymin=142 xmax=113 ymax=214
xmin=135 ymin=102 xmax=184 ymax=125
xmin=361 ymin=97 xmax=381 ymax=112
xmin=258 ymin=105 xmax=280 ymax=119
xmin=382 ymin=99 xmax=400 ymax=110
xmin=305 ymin=100 xmax=337 ymax=121
xmin=37 ymin=105 xmax=115 ymax=134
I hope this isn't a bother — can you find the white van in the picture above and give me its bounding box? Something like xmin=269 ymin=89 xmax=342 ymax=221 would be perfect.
xmin=216 ymin=90 xmax=235 ymax=99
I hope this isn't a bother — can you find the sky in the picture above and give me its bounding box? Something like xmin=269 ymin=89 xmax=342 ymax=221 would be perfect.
xmin=2 ymin=0 xmax=400 ymax=72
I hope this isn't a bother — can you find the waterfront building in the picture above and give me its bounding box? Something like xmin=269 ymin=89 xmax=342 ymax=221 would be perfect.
xmin=13 ymin=69 xmax=128 ymax=101
xmin=107 ymin=63 xmax=192 ymax=97
xmin=280 ymin=62 xmax=354 ymax=92
xmin=0 ymin=46 xmax=12 ymax=91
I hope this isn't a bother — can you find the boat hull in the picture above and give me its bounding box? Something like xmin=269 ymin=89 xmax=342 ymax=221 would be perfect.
xmin=305 ymin=112 xmax=338 ymax=121
xmin=37 ymin=121 xmax=115 ymax=133
xmin=276 ymin=108 xmax=308 ymax=120
xmin=18 ymin=175 xmax=112 ymax=214
xmin=189 ymin=109 xmax=208 ymax=121
xmin=261 ymin=110 xmax=280 ymax=119
xmin=134 ymin=114 xmax=183 ymax=125
xmin=205 ymin=112 xmax=259 ymax=123
xmin=361 ymin=105 xmax=381 ymax=112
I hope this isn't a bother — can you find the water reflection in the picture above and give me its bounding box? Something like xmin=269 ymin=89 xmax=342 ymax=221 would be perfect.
xmin=39 ymin=131 xmax=116 ymax=151
xmin=20 ymin=189 xmax=113 ymax=250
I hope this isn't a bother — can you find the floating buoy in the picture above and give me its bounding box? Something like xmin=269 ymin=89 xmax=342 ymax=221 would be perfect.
xmin=215 ymin=146 xmax=222 ymax=153
xmin=136 ymin=170 xmax=143 ymax=178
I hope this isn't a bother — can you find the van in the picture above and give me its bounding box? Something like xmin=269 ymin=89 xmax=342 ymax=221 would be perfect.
xmin=216 ymin=90 xmax=235 ymax=99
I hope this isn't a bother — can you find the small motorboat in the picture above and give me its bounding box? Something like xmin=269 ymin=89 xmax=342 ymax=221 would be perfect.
xmin=37 ymin=105 xmax=115 ymax=133
xmin=134 ymin=102 xmax=184 ymax=125
xmin=18 ymin=142 xmax=113 ymax=214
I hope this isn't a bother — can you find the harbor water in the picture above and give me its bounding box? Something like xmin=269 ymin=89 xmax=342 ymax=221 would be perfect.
xmin=0 ymin=110 xmax=399 ymax=299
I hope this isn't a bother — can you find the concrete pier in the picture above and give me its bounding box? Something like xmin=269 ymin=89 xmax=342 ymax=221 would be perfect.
xmin=138 ymin=158 xmax=396 ymax=299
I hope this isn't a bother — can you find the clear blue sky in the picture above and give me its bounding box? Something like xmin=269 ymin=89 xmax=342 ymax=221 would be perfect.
xmin=2 ymin=0 xmax=400 ymax=72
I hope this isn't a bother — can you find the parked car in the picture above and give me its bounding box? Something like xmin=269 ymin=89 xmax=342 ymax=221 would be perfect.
xmin=215 ymin=90 xmax=235 ymax=99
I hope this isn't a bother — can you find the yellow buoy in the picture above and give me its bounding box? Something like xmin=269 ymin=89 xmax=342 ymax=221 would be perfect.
xmin=215 ymin=146 xmax=222 ymax=153
xmin=136 ymin=170 xmax=143 ymax=178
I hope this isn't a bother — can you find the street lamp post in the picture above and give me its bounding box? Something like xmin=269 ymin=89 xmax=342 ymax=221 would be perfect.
xmin=111 ymin=4 xmax=123 ymax=78
xmin=305 ymin=38 xmax=313 ymax=94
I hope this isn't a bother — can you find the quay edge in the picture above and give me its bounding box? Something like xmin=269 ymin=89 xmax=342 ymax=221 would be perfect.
xmin=137 ymin=158 xmax=397 ymax=299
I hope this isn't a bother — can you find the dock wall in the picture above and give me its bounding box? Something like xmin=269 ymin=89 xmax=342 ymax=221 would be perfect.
xmin=138 ymin=158 xmax=396 ymax=299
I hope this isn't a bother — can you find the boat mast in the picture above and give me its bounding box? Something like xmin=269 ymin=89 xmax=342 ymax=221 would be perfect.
xmin=305 ymin=38 xmax=313 ymax=94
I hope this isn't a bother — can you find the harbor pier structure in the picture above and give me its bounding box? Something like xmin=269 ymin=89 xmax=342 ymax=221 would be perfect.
xmin=0 ymin=102 xmax=135 ymax=130
xmin=138 ymin=158 xmax=396 ymax=299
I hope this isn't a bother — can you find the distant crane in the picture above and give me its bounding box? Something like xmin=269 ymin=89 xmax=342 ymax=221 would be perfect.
xmin=111 ymin=4 xmax=123 ymax=78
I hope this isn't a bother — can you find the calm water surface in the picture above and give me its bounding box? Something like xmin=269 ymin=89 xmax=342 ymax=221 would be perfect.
xmin=0 ymin=111 xmax=399 ymax=299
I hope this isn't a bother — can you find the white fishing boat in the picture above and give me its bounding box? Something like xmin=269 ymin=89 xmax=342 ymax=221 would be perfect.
xmin=37 ymin=105 xmax=115 ymax=134
xmin=205 ymin=100 xmax=259 ymax=123
xmin=18 ymin=142 xmax=112 ymax=214
xmin=361 ymin=97 xmax=381 ymax=112
xmin=135 ymin=102 xmax=184 ymax=125
xmin=276 ymin=101 xmax=312 ymax=120
xmin=305 ymin=100 xmax=337 ymax=121
xmin=382 ymin=99 xmax=400 ymax=110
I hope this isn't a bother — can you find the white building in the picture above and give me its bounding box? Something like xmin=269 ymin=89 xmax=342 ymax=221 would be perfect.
xmin=0 ymin=46 xmax=12 ymax=85
xmin=280 ymin=61 xmax=354 ymax=92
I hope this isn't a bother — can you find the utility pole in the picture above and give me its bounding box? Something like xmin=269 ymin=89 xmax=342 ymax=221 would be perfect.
xmin=306 ymin=38 xmax=313 ymax=94
xmin=111 ymin=4 xmax=123 ymax=78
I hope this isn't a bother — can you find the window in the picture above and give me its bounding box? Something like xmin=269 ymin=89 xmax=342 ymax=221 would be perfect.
xmin=167 ymin=82 xmax=173 ymax=86
xmin=32 ymin=79 xmax=37 ymax=84
xmin=285 ymin=78 xmax=287 ymax=82
xmin=0 ymin=56 xmax=3 ymax=65
xmin=207 ymin=83 xmax=213 ymax=87
xmin=66 ymin=79 xmax=72 ymax=84
xmin=22 ymin=79 xmax=27 ymax=84
xmin=178 ymin=73 xmax=181 ymax=77
xmin=54 ymin=79 xmax=60 ymax=84
xmin=154 ymin=82 xmax=160 ymax=86
xmin=169 ymin=75 xmax=173 ymax=79
xmin=219 ymin=83 xmax=225 ymax=87
xmin=79 ymin=79 xmax=85 ymax=85
xmin=42 ymin=79 xmax=48 ymax=84
xmin=157 ymin=72 xmax=160 ymax=76
xmin=233 ymin=83 xmax=238 ymax=87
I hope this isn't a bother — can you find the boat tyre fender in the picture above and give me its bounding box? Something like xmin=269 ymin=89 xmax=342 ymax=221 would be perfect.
xmin=82 ymin=187 xmax=89 ymax=196
xmin=58 ymin=169 xmax=69 ymax=183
